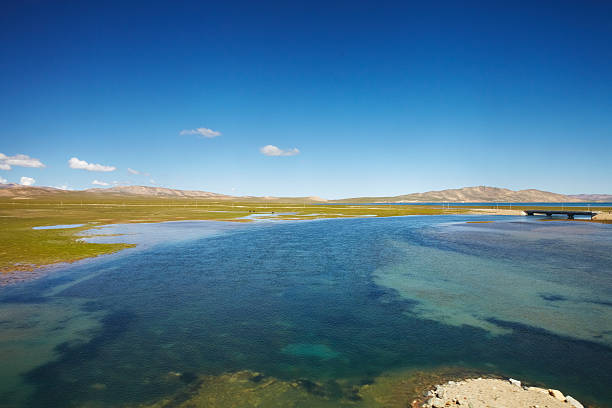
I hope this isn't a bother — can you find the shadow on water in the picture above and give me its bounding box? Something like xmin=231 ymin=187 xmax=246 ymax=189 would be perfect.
xmin=24 ymin=310 xmax=139 ymax=407
xmin=1 ymin=216 xmax=609 ymax=407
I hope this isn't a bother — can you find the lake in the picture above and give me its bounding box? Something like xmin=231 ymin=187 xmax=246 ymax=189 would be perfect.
xmin=1 ymin=215 xmax=611 ymax=407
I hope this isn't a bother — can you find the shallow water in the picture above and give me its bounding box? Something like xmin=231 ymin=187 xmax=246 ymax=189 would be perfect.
xmin=32 ymin=224 xmax=85 ymax=230
xmin=1 ymin=216 xmax=611 ymax=407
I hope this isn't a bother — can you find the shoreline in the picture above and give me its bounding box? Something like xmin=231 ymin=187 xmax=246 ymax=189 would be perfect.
xmin=0 ymin=200 xmax=463 ymax=275
xmin=1 ymin=206 xmax=610 ymax=285
xmin=0 ymin=207 xmax=472 ymax=281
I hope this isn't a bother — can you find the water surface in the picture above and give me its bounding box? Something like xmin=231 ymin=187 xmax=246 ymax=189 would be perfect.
xmin=1 ymin=216 xmax=611 ymax=407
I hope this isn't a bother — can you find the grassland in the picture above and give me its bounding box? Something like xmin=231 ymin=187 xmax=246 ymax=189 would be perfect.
xmin=1 ymin=196 xmax=610 ymax=280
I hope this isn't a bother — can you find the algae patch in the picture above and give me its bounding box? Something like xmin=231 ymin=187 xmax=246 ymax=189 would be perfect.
xmin=131 ymin=366 xmax=491 ymax=408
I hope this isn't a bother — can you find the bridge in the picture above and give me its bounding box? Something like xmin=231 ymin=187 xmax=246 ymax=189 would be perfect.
xmin=524 ymin=210 xmax=596 ymax=219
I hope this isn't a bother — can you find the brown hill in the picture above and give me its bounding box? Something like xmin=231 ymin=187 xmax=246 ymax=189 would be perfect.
xmin=334 ymin=186 xmax=583 ymax=203
xmin=0 ymin=184 xmax=597 ymax=203
xmin=0 ymin=184 xmax=65 ymax=198
xmin=0 ymin=184 xmax=328 ymax=203
xmin=84 ymin=185 xmax=231 ymax=199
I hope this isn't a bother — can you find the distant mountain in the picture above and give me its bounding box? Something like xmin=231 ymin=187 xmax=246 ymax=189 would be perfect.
xmin=1 ymin=184 xmax=605 ymax=203
xmin=334 ymin=186 xmax=585 ymax=203
xmin=0 ymin=184 xmax=65 ymax=197
xmin=84 ymin=185 xmax=231 ymax=199
xmin=568 ymin=194 xmax=612 ymax=202
xmin=0 ymin=184 xmax=328 ymax=202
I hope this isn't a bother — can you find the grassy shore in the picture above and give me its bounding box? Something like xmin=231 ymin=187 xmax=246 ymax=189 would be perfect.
xmin=1 ymin=197 xmax=610 ymax=278
xmin=0 ymin=197 xmax=465 ymax=276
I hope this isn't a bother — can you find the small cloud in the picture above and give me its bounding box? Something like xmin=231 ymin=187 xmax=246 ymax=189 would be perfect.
xmin=0 ymin=153 xmax=45 ymax=170
xmin=55 ymin=185 xmax=71 ymax=190
xmin=149 ymin=179 xmax=157 ymax=184
xmin=92 ymin=180 xmax=110 ymax=186
xmin=20 ymin=176 xmax=35 ymax=186
xmin=180 ymin=127 xmax=222 ymax=138
xmin=127 ymin=168 xmax=140 ymax=175
xmin=0 ymin=176 xmax=7 ymax=184
xmin=69 ymin=157 xmax=116 ymax=172
xmin=260 ymin=145 xmax=300 ymax=157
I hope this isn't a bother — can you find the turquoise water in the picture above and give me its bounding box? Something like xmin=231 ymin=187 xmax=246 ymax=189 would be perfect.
xmin=1 ymin=216 xmax=611 ymax=407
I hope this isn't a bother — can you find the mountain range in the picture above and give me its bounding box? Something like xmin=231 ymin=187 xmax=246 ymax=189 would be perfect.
xmin=333 ymin=186 xmax=611 ymax=203
xmin=0 ymin=184 xmax=610 ymax=202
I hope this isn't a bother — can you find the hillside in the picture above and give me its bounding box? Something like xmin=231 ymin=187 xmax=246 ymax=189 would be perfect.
xmin=1 ymin=184 xmax=606 ymax=203
xmin=84 ymin=185 xmax=232 ymax=199
xmin=0 ymin=184 xmax=66 ymax=198
xmin=334 ymin=186 xmax=584 ymax=203
xmin=0 ymin=184 xmax=327 ymax=203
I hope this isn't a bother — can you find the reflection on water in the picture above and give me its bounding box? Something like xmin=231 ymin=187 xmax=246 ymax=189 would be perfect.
xmin=0 ymin=216 xmax=611 ymax=407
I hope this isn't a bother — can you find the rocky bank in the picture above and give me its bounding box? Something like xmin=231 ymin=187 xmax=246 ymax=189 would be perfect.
xmin=422 ymin=378 xmax=584 ymax=408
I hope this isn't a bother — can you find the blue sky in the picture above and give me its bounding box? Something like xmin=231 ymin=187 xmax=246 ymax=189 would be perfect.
xmin=1 ymin=1 xmax=611 ymax=198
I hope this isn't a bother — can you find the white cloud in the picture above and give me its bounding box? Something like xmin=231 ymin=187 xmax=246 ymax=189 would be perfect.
xmin=180 ymin=127 xmax=222 ymax=138
xmin=0 ymin=176 xmax=7 ymax=184
xmin=69 ymin=157 xmax=116 ymax=172
xmin=127 ymin=168 xmax=140 ymax=175
xmin=259 ymin=145 xmax=300 ymax=157
xmin=92 ymin=180 xmax=110 ymax=186
xmin=20 ymin=176 xmax=35 ymax=186
xmin=54 ymin=185 xmax=71 ymax=190
xmin=0 ymin=153 xmax=45 ymax=170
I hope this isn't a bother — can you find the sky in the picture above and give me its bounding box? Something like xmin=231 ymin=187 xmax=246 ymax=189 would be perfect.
xmin=1 ymin=1 xmax=611 ymax=198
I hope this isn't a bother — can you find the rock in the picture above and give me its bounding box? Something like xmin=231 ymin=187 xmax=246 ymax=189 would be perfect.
xmin=434 ymin=386 xmax=446 ymax=399
xmin=565 ymin=395 xmax=584 ymax=408
xmin=509 ymin=378 xmax=521 ymax=388
xmin=528 ymin=387 xmax=548 ymax=394
xmin=548 ymin=389 xmax=565 ymax=401
xmin=429 ymin=397 xmax=446 ymax=408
